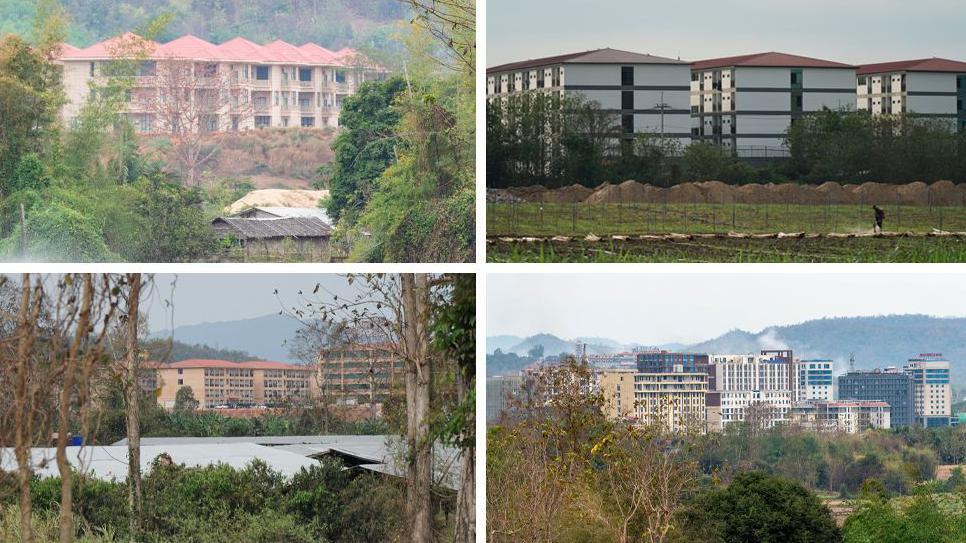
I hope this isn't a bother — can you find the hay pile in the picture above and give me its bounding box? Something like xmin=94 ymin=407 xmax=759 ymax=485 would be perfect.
xmin=227 ymin=189 xmax=330 ymax=214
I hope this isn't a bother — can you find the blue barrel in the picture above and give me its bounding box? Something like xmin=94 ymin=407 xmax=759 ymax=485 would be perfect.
xmin=68 ymin=435 xmax=84 ymax=446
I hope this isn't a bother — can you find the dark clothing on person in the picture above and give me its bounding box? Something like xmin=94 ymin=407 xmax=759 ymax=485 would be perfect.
xmin=873 ymin=206 xmax=885 ymax=232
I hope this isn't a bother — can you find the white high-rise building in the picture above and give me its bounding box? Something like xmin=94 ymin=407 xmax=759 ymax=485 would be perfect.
xmin=796 ymin=359 xmax=834 ymax=401
xmin=709 ymin=351 xmax=795 ymax=429
xmin=904 ymin=354 xmax=952 ymax=427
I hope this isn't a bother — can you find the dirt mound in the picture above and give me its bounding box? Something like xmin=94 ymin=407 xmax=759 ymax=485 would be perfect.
xmin=585 ymin=183 xmax=620 ymax=203
xmin=505 ymin=185 xmax=548 ymax=201
xmin=851 ymin=182 xmax=897 ymax=205
xmin=227 ymin=189 xmax=330 ymax=214
xmin=896 ymin=181 xmax=929 ymax=206
xmin=667 ymin=183 xmax=705 ymax=204
xmin=737 ymin=184 xmax=780 ymax=204
xmin=929 ymin=180 xmax=965 ymax=206
xmin=815 ymin=182 xmax=856 ymax=204
xmin=617 ymin=180 xmax=650 ymax=201
xmin=545 ymin=183 xmax=593 ymax=203
xmin=697 ymin=181 xmax=735 ymax=204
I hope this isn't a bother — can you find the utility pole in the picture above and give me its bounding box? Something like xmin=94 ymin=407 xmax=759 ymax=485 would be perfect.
xmin=654 ymin=91 xmax=671 ymax=136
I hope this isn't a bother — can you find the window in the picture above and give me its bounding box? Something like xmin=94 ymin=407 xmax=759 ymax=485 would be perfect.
xmin=177 ymin=369 xmax=183 ymax=374
xmin=622 ymin=90 xmax=633 ymax=110
xmin=790 ymin=69 xmax=802 ymax=87
xmin=299 ymin=67 xmax=312 ymax=81
xmin=177 ymin=379 xmax=183 ymax=385
xmin=255 ymin=115 xmax=271 ymax=128
xmin=243 ymin=65 xmax=249 ymax=79
xmin=139 ymin=61 xmax=156 ymax=77
xmin=255 ymin=65 xmax=270 ymax=80
xmin=691 ymin=72 xmax=699 ymax=82
xmin=621 ymin=114 xmax=633 ymax=134
xmin=301 ymin=116 xmax=315 ymax=127
xmin=621 ymin=66 xmax=633 ymax=86
xmin=89 ymin=62 xmax=95 ymax=76
xmin=335 ymin=69 xmax=347 ymax=83
xmin=274 ymin=91 xmax=279 ymax=106
xmin=858 ymin=77 xmax=866 ymax=86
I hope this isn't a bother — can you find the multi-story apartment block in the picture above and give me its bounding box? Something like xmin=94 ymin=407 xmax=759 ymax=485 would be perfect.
xmin=317 ymin=344 xmax=405 ymax=406
xmin=709 ymin=350 xmax=796 ymax=428
xmin=486 ymin=374 xmax=524 ymax=425
xmin=599 ymin=367 xmax=708 ymax=433
xmin=904 ymin=354 xmax=952 ymax=427
xmin=690 ymin=52 xmax=856 ymax=156
xmin=486 ymin=48 xmax=692 ymax=146
xmin=791 ymin=400 xmax=891 ymax=433
xmin=55 ymin=33 xmax=387 ymax=133
xmin=838 ymin=368 xmax=914 ymax=427
xmin=156 ymin=359 xmax=319 ymax=409
xmin=856 ymin=58 xmax=966 ymax=130
xmin=796 ymin=359 xmax=834 ymax=401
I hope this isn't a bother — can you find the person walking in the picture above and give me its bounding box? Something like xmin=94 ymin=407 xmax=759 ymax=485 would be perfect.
xmin=873 ymin=205 xmax=885 ymax=234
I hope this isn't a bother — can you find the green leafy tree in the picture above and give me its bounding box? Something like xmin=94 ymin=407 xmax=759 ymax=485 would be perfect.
xmin=321 ymin=77 xmax=408 ymax=221
xmin=173 ymin=386 xmax=199 ymax=413
xmin=681 ymin=471 xmax=842 ymax=543
xmin=129 ymin=176 xmax=216 ymax=262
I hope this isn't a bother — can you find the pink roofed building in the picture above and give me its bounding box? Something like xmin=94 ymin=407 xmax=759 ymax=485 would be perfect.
xmin=154 ymin=359 xmax=321 ymax=409
xmin=56 ymin=33 xmax=389 ymax=133
xmin=855 ymin=58 xmax=966 ymax=130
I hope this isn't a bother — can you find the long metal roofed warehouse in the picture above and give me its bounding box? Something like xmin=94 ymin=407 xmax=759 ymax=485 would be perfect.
xmin=1 ymin=436 xmax=462 ymax=491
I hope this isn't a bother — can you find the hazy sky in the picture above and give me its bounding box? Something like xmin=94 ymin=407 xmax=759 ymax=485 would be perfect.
xmin=487 ymin=272 xmax=966 ymax=345
xmin=142 ymin=274 xmax=358 ymax=333
xmin=486 ymin=0 xmax=966 ymax=67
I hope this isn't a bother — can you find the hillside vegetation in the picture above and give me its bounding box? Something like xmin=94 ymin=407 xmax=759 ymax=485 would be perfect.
xmin=1 ymin=0 xmax=406 ymax=51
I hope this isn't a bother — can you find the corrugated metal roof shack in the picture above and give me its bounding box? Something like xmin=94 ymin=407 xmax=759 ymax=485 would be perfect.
xmin=211 ymin=216 xmax=332 ymax=261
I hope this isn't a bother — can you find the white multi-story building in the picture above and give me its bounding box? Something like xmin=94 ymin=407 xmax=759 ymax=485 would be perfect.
xmin=856 ymin=58 xmax=966 ymax=131
xmin=796 ymin=359 xmax=834 ymax=401
xmin=709 ymin=351 xmax=795 ymax=429
xmin=486 ymin=48 xmax=693 ymax=147
xmin=690 ymin=52 xmax=856 ymax=156
xmin=55 ymin=32 xmax=387 ymax=133
xmin=791 ymin=400 xmax=891 ymax=433
xmin=904 ymin=354 xmax=952 ymax=427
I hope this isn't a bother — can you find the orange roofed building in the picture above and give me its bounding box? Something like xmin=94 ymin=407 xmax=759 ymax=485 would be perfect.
xmin=154 ymin=359 xmax=320 ymax=409
xmin=54 ymin=32 xmax=389 ymax=133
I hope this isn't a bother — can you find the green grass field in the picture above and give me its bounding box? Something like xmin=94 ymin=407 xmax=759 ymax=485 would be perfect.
xmin=487 ymin=236 xmax=966 ymax=263
xmin=487 ymin=202 xmax=966 ymax=237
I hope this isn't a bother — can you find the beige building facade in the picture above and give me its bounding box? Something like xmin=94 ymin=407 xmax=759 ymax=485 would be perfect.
xmin=155 ymin=359 xmax=319 ymax=409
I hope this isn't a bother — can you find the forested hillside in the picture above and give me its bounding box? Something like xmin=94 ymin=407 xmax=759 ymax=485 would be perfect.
xmin=0 ymin=0 xmax=406 ymax=51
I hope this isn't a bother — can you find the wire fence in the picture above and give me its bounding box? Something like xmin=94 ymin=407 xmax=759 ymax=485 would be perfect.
xmin=488 ymin=197 xmax=966 ymax=236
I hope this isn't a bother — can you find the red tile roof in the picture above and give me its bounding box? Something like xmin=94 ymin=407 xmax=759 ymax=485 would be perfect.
xmin=692 ymin=52 xmax=853 ymax=70
xmin=217 ymin=37 xmax=272 ymax=62
xmin=298 ymin=42 xmax=337 ymax=64
xmin=154 ymin=34 xmax=222 ymax=60
xmin=856 ymin=57 xmax=966 ymax=75
xmin=156 ymin=359 xmax=313 ymax=370
xmin=62 ymin=32 xmax=158 ymax=60
xmin=262 ymin=39 xmax=317 ymax=64
xmin=56 ymin=33 xmax=364 ymax=67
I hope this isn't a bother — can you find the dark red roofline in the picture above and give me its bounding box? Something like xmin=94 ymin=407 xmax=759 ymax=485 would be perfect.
xmin=692 ymin=51 xmax=853 ymax=70
xmin=856 ymin=57 xmax=966 ymax=75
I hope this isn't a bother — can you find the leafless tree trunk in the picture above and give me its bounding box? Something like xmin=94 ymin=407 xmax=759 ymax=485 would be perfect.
xmin=55 ymin=275 xmax=94 ymax=543
xmin=454 ymin=366 xmax=475 ymax=542
xmin=124 ymin=273 xmax=143 ymax=541
xmin=401 ymin=273 xmax=432 ymax=542
xmin=14 ymin=275 xmax=40 ymax=543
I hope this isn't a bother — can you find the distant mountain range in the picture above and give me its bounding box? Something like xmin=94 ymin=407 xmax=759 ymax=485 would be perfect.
xmin=154 ymin=313 xmax=307 ymax=363
xmin=488 ymin=314 xmax=966 ymax=388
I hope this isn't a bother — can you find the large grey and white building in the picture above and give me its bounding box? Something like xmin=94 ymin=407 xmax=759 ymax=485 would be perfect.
xmin=690 ymin=52 xmax=856 ymax=156
xmin=486 ymin=48 xmax=692 ymax=146
xmin=856 ymin=58 xmax=966 ymax=130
